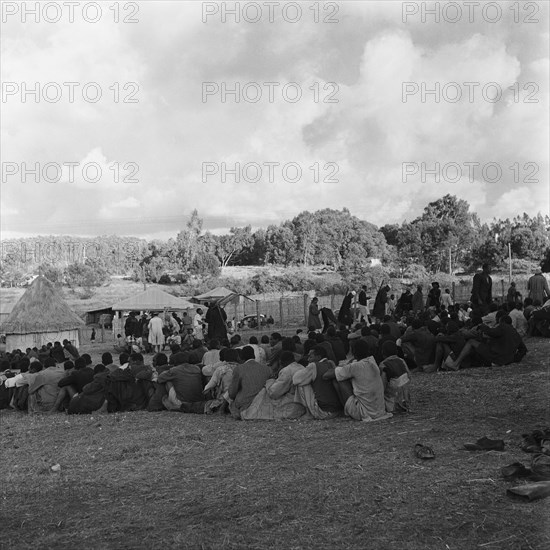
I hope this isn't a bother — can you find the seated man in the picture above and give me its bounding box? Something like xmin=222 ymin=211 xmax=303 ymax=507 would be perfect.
xmin=378 ymin=341 xmax=411 ymax=413
xmin=50 ymin=341 xmax=67 ymax=364
xmin=447 ymin=315 xmax=528 ymax=370
xmin=158 ymin=356 xmax=204 ymax=410
xmin=508 ymin=303 xmax=528 ymax=337
xmin=528 ymin=299 xmax=550 ymax=337
xmin=228 ymin=346 xmax=271 ymax=419
xmin=202 ymin=339 xmax=221 ymax=367
xmin=292 ymin=345 xmax=343 ymax=419
xmin=324 ymin=327 xmax=347 ymax=364
xmin=68 ymin=364 xmax=110 ymax=415
xmin=428 ymin=321 xmax=466 ymax=372
xmin=114 ymin=334 xmax=128 ymax=353
xmin=50 ymin=356 xmax=94 ymax=412
xmin=266 ymin=333 xmax=284 ymax=373
xmin=63 ymin=339 xmax=80 ymax=360
xmin=240 ymin=351 xmax=306 ymax=420
xmin=400 ymin=319 xmax=435 ymax=371
xmin=325 ymin=340 xmax=392 ymax=423
xmin=28 ymin=359 xmax=66 ymax=414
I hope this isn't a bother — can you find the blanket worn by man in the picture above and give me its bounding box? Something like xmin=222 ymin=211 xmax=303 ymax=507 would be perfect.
xmin=104 ymin=368 xmax=150 ymax=412
xmin=241 ymin=357 xmax=306 ymax=420
xmin=68 ymin=371 xmax=109 ymax=415
xmin=28 ymin=366 xmax=65 ymax=413
xmin=228 ymin=347 xmax=271 ymax=419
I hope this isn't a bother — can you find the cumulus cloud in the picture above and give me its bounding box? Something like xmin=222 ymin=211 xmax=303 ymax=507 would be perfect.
xmin=0 ymin=1 xmax=548 ymax=238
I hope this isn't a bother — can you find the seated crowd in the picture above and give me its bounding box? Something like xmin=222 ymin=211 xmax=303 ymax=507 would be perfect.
xmin=0 ymin=290 xmax=539 ymax=422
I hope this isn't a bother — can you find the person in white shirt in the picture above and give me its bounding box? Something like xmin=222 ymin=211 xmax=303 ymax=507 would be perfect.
xmin=193 ymin=308 xmax=205 ymax=340
xmin=509 ymin=303 xmax=528 ymax=336
xmin=440 ymin=289 xmax=453 ymax=308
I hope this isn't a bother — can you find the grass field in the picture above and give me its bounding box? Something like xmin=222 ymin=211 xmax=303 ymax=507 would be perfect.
xmin=1 ymin=339 xmax=549 ymax=549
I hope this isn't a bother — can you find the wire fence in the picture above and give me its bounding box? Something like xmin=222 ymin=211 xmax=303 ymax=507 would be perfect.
xmin=80 ymin=279 xmax=531 ymax=341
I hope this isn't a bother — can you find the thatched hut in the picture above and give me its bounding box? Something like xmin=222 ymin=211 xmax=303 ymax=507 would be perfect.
xmin=0 ymin=276 xmax=84 ymax=351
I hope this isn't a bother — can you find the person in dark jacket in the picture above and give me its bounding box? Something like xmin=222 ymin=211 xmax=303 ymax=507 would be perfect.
xmin=68 ymin=364 xmax=109 ymax=415
xmin=373 ymin=285 xmax=390 ymax=322
xmin=446 ymin=315 xmax=527 ymax=370
xmin=49 ymin=357 xmax=94 ymax=412
xmin=471 ymin=263 xmax=493 ymax=314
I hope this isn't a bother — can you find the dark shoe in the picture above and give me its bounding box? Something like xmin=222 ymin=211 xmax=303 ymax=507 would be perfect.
xmin=414 ymin=443 xmax=435 ymax=459
xmin=531 ymin=454 xmax=550 ymax=481
xmin=520 ymin=434 xmax=542 ymax=453
xmin=501 ymin=462 xmax=531 ymax=480
xmin=464 ymin=436 xmax=505 ymax=451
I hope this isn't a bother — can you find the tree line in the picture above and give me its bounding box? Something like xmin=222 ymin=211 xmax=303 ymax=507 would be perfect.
xmin=1 ymin=195 xmax=549 ymax=289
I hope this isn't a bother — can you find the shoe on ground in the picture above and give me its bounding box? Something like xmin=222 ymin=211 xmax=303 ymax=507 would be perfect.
xmin=521 ymin=434 xmax=542 ymax=454
xmin=501 ymin=462 xmax=531 ymax=479
xmin=414 ymin=443 xmax=435 ymax=459
xmin=531 ymin=453 xmax=550 ymax=481
xmin=507 ymin=481 xmax=550 ymax=501
xmin=464 ymin=436 xmax=505 ymax=451
xmin=422 ymin=364 xmax=437 ymax=374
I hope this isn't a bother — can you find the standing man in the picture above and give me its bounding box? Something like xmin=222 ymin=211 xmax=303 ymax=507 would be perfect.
xmin=373 ymin=285 xmax=390 ymax=323
xmin=411 ymin=285 xmax=424 ymax=316
xmin=471 ymin=263 xmax=492 ymax=314
xmin=193 ymin=308 xmax=205 ymax=340
xmin=148 ymin=312 xmax=164 ymax=354
xmin=527 ymin=268 xmax=550 ymax=305
xmin=358 ymin=285 xmax=370 ymax=323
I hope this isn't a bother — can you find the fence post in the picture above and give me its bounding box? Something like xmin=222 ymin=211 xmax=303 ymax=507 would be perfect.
xmin=233 ymin=302 xmax=238 ymax=331
xmin=256 ymin=300 xmax=261 ymax=331
xmin=101 ymin=322 xmax=105 ymax=343
xmin=501 ymin=279 xmax=505 ymax=301
xmin=451 ymin=282 xmax=455 ymax=303
xmin=303 ymin=294 xmax=308 ymax=328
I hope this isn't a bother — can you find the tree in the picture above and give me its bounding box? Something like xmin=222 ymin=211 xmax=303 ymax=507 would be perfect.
xmin=214 ymin=226 xmax=254 ymax=267
xmin=176 ymin=209 xmax=203 ymax=271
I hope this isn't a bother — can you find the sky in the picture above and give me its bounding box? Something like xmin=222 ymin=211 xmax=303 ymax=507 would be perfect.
xmin=1 ymin=0 xmax=549 ymax=240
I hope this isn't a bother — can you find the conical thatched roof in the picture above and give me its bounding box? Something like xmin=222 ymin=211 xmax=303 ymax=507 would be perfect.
xmin=0 ymin=276 xmax=84 ymax=334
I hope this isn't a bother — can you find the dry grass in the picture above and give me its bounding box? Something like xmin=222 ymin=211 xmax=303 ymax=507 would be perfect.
xmin=1 ymin=339 xmax=549 ymax=549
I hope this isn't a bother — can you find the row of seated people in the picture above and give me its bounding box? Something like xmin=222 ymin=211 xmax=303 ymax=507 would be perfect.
xmin=0 ymin=301 xmax=530 ymax=419
xmin=0 ymin=334 xmax=411 ymax=422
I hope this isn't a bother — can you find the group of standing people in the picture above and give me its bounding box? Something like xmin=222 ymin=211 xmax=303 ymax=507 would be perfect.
xmin=120 ymin=302 xmax=230 ymax=355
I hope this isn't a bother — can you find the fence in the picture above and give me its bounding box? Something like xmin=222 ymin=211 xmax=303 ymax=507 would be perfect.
xmin=83 ymin=279 xmax=531 ymax=341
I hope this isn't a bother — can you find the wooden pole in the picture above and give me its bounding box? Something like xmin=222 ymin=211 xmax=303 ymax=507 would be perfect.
xmin=508 ymin=243 xmax=512 ymax=283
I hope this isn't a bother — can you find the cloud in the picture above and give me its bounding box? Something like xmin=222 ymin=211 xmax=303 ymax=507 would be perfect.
xmin=1 ymin=1 xmax=548 ymax=238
